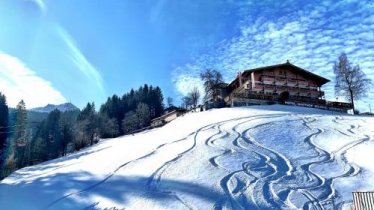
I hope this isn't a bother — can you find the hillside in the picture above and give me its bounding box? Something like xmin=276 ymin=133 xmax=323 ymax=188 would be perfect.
xmin=0 ymin=105 xmax=373 ymax=210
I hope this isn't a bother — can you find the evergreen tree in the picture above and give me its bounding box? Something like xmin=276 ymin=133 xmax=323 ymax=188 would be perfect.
xmin=45 ymin=109 xmax=61 ymax=159
xmin=78 ymin=102 xmax=94 ymax=121
xmin=61 ymin=121 xmax=73 ymax=156
xmin=153 ymin=86 xmax=164 ymax=117
xmin=14 ymin=100 xmax=27 ymax=167
xmin=100 ymin=95 xmax=125 ymax=134
xmin=74 ymin=120 xmax=90 ymax=151
xmin=98 ymin=113 xmax=119 ymax=138
xmin=31 ymin=137 xmax=47 ymax=162
xmin=60 ymin=110 xmax=79 ymax=155
xmin=15 ymin=100 xmax=27 ymax=141
xmin=122 ymin=111 xmax=138 ymax=134
xmin=31 ymin=121 xmax=48 ymax=162
xmin=0 ymin=92 xmax=9 ymax=166
xmin=77 ymin=102 xmax=98 ymax=146
xmin=100 ymin=84 xmax=165 ymax=137
xmin=136 ymin=103 xmax=150 ymax=128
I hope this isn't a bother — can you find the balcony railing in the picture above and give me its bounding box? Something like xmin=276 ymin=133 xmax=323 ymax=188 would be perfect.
xmin=229 ymin=91 xmax=352 ymax=110
xmin=231 ymin=92 xmax=326 ymax=104
xmin=251 ymin=81 xmax=319 ymax=89
xmin=245 ymin=84 xmax=324 ymax=96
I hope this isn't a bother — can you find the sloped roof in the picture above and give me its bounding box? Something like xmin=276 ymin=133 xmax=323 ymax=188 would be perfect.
xmin=229 ymin=62 xmax=330 ymax=87
xmin=151 ymin=108 xmax=186 ymax=122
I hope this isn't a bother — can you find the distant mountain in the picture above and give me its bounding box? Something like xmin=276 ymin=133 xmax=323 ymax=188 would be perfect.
xmin=30 ymin=103 xmax=80 ymax=113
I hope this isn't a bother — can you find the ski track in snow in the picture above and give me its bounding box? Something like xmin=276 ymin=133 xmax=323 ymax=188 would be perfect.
xmin=43 ymin=131 xmax=198 ymax=209
xmin=44 ymin=115 xmax=282 ymax=209
xmin=4 ymin=107 xmax=372 ymax=210
xmin=138 ymin=114 xmax=369 ymax=210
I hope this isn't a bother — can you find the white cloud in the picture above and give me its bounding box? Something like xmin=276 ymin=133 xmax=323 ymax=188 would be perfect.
xmin=57 ymin=26 xmax=105 ymax=94
xmin=172 ymin=64 xmax=205 ymax=98
xmin=172 ymin=0 xmax=374 ymax=111
xmin=174 ymin=75 xmax=204 ymax=97
xmin=0 ymin=52 xmax=66 ymax=108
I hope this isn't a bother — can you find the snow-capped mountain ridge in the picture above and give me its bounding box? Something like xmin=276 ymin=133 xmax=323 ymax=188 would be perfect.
xmin=30 ymin=102 xmax=80 ymax=113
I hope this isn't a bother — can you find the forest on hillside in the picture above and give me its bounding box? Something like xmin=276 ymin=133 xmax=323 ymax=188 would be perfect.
xmin=0 ymin=84 xmax=164 ymax=179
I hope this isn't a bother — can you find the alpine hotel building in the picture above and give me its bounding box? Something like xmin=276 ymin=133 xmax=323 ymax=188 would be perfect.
xmin=224 ymin=61 xmax=352 ymax=111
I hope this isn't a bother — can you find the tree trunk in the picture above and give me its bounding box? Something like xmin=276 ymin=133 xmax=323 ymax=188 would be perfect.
xmin=349 ymin=89 xmax=355 ymax=114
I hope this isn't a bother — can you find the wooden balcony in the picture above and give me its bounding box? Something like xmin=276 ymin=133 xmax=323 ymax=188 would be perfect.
xmin=287 ymin=81 xmax=297 ymax=86
xmin=231 ymin=91 xmax=327 ymax=105
xmin=264 ymin=85 xmax=275 ymax=90
xmin=263 ymin=80 xmax=274 ymax=85
xmin=243 ymin=82 xmax=324 ymax=97
xmin=298 ymin=81 xmax=309 ymax=87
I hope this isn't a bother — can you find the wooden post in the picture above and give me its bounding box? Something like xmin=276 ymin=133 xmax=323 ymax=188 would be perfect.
xmin=273 ymin=69 xmax=277 ymax=95
xmin=262 ymin=73 xmax=265 ymax=93
xmin=251 ymin=72 xmax=255 ymax=89
xmin=285 ymin=69 xmax=288 ymax=92
xmin=296 ymin=74 xmax=300 ymax=97
xmin=238 ymin=72 xmax=242 ymax=87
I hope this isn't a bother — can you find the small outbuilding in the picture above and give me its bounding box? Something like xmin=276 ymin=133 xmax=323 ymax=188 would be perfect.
xmin=151 ymin=108 xmax=186 ymax=127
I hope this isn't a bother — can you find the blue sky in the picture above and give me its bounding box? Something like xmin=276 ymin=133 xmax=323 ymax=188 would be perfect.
xmin=0 ymin=0 xmax=373 ymax=111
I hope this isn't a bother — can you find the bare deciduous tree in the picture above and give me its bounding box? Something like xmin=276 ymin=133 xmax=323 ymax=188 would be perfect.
xmin=188 ymin=87 xmax=200 ymax=109
xmin=334 ymin=53 xmax=372 ymax=113
xmin=166 ymin=97 xmax=173 ymax=108
xmin=182 ymin=96 xmax=192 ymax=110
xmin=200 ymin=69 xmax=224 ymax=103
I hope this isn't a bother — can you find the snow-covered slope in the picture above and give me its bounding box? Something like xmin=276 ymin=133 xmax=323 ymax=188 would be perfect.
xmin=30 ymin=103 xmax=80 ymax=113
xmin=1 ymin=105 xmax=373 ymax=210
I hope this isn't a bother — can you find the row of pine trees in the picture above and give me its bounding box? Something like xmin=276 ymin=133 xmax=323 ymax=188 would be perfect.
xmin=0 ymin=84 xmax=164 ymax=179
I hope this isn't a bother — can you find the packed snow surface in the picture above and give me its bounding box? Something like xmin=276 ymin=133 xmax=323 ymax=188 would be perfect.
xmin=1 ymin=105 xmax=374 ymax=210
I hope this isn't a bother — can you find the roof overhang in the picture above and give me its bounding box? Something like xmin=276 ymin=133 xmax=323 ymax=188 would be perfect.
xmin=228 ymin=62 xmax=330 ymax=88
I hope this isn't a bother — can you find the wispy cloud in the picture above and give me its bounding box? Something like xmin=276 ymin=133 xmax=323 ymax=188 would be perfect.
xmin=0 ymin=51 xmax=66 ymax=108
xmin=56 ymin=26 xmax=105 ymax=94
xmin=172 ymin=0 xmax=374 ymax=110
xmin=172 ymin=64 xmax=204 ymax=97
xmin=149 ymin=0 xmax=168 ymax=24
xmin=25 ymin=0 xmax=47 ymax=14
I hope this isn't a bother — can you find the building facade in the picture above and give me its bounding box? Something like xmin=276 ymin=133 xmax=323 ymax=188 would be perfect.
xmin=225 ymin=62 xmax=330 ymax=106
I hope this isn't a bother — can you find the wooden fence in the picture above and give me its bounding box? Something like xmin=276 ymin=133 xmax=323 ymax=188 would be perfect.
xmin=352 ymin=192 xmax=374 ymax=210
